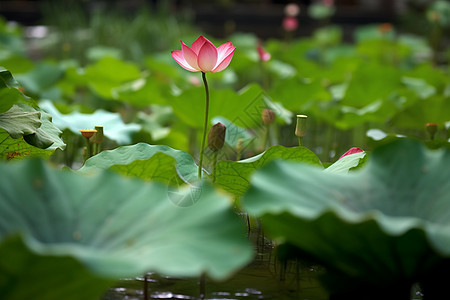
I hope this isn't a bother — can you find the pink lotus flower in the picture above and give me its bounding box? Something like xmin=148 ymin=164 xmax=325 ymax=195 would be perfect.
xmin=282 ymin=16 xmax=299 ymax=32
xmin=257 ymin=45 xmax=271 ymax=62
xmin=339 ymin=147 xmax=364 ymax=160
xmin=171 ymin=36 xmax=236 ymax=73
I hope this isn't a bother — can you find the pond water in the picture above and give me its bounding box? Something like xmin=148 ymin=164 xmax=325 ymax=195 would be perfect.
xmin=101 ymin=229 xmax=329 ymax=300
xmin=101 ymin=226 xmax=426 ymax=300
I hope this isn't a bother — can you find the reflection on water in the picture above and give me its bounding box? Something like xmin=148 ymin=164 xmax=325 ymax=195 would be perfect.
xmin=102 ymin=227 xmax=328 ymax=300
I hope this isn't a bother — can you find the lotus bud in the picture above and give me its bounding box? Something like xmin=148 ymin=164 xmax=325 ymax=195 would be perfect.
xmin=426 ymin=122 xmax=438 ymax=140
xmin=284 ymin=3 xmax=300 ymax=17
xmin=378 ymin=23 xmax=393 ymax=34
xmin=208 ymin=122 xmax=226 ymax=152
xmin=339 ymin=147 xmax=364 ymax=160
xmin=282 ymin=16 xmax=298 ymax=32
xmin=257 ymin=45 xmax=271 ymax=62
xmin=262 ymin=108 xmax=275 ymax=125
xmin=295 ymin=115 xmax=307 ymax=137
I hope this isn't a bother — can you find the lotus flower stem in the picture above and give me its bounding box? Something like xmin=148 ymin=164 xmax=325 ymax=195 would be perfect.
xmin=143 ymin=274 xmax=149 ymax=300
xmin=198 ymin=72 xmax=210 ymax=179
xmin=262 ymin=124 xmax=269 ymax=149
xmin=212 ymin=151 xmax=218 ymax=183
xmin=236 ymin=138 xmax=243 ymax=161
xmin=200 ymin=273 xmax=206 ymax=299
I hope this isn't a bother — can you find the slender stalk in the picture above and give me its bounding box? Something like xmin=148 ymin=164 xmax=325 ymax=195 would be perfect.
xmin=212 ymin=151 xmax=218 ymax=183
xmin=298 ymin=136 xmax=303 ymax=147
xmin=262 ymin=124 xmax=269 ymax=150
xmin=143 ymin=273 xmax=149 ymax=300
xmin=198 ymin=72 xmax=210 ymax=179
xmin=200 ymin=273 xmax=206 ymax=299
xmin=83 ymin=137 xmax=91 ymax=163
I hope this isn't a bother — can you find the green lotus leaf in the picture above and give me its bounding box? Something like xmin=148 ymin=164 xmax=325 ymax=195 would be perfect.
xmin=171 ymin=84 xmax=268 ymax=130
xmin=83 ymin=57 xmax=142 ymax=99
xmin=23 ymin=110 xmax=66 ymax=151
xmin=215 ymin=145 xmax=322 ymax=197
xmin=78 ymin=143 xmax=198 ymax=185
xmin=137 ymin=104 xmax=173 ymax=141
xmin=0 ymin=67 xmax=20 ymax=90
xmin=0 ymin=69 xmax=38 ymax=114
xmin=39 ymin=100 xmax=141 ymax=145
xmin=0 ymin=235 xmax=115 ymax=300
xmin=14 ymin=62 xmax=63 ymax=95
xmin=0 ymin=159 xmax=253 ymax=299
xmin=0 ymin=129 xmax=53 ymax=160
xmin=0 ymin=105 xmax=41 ymax=138
xmin=341 ymin=63 xmax=401 ymax=108
xmin=243 ymin=139 xmax=450 ymax=294
xmin=391 ymin=94 xmax=450 ymax=130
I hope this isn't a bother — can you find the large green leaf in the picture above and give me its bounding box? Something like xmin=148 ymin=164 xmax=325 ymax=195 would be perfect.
xmin=0 ymin=159 xmax=253 ymax=299
xmin=23 ymin=110 xmax=66 ymax=151
xmin=78 ymin=143 xmax=198 ymax=185
xmin=0 ymin=235 xmax=114 ymax=300
xmin=83 ymin=57 xmax=142 ymax=99
xmin=215 ymin=145 xmax=322 ymax=197
xmin=341 ymin=63 xmax=401 ymax=107
xmin=171 ymin=84 xmax=268 ymax=129
xmin=243 ymin=139 xmax=450 ymax=294
xmin=0 ymin=67 xmax=20 ymax=89
xmin=14 ymin=62 xmax=63 ymax=95
xmin=0 ymin=128 xmax=55 ymax=160
xmin=0 ymin=73 xmax=37 ymax=114
xmin=39 ymin=100 xmax=141 ymax=145
xmin=0 ymin=105 xmax=41 ymax=138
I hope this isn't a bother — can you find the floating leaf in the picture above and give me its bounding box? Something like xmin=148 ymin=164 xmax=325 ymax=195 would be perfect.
xmin=0 ymin=159 xmax=253 ymax=299
xmin=243 ymin=139 xmax=450 ymax=294
xmin=215 ymin=145 xmax=322 ymax=197
xmin=78 ymin=143 xmax=198 ymax=185
xmin=40 ymin=100 xmax=141 ymax=145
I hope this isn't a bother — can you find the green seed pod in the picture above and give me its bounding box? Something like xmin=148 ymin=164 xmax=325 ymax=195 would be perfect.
xmin=295 ymin=114 xmax=307 ymax=137
xmin=208 ymin=122 xmax=226 ymax=152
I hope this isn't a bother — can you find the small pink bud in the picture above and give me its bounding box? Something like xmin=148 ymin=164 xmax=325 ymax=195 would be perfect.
xmin=284 ymin=3 xmax=300 ymax=17
xmin=208 ymin=122 xmax=226 ymax=152
xmin=282 ymin=16 xmax=298 ymax=32
xmin=257 ymin=45 xmax=271 ymax=62
xmin=339 ymin=147 xmax=364 ymax=160
xmin=323 ymin=0 xmax=334 ymax=7
xmin=261 ymin=109 xmax=275 ymax=125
